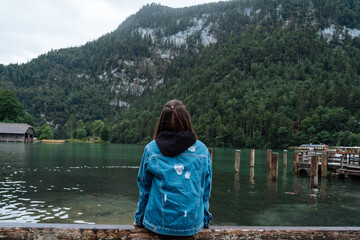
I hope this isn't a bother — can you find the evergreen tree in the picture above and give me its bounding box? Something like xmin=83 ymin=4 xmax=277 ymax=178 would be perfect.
xmin=100 ymin=126 xmax=110 ymax=141
xmin=92 ymin=120 xmax=104 ymax=137
xmin=74 ymin=120 xmax=87 ymax=139
xmin=0 ymin=89 xmax=25 ymax=122
xmin=39 ymin=124 xmax=54 ymax=140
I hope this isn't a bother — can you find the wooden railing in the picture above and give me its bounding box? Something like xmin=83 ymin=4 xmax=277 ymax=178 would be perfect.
xmin=297 ymin=147 xmax=360 ymax=174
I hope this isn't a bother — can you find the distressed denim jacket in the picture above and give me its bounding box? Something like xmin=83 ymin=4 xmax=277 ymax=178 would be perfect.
xmin=134 ymin=140 xmax=213 ymax=236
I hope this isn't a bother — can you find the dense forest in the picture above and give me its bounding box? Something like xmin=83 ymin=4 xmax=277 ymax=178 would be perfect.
xmin=1 ymin=0 xmax=360 ymax=148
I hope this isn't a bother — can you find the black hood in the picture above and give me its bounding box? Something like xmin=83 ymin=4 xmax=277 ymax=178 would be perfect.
xmin=155 ymin=131 xmax=196 ymax=157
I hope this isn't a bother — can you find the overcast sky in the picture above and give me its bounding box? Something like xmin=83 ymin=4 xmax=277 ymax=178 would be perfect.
xmin=0 ymin=0 xmax=223 ymax=65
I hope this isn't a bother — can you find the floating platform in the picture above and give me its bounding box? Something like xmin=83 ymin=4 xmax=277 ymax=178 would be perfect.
xmin=41 ymin=139 xmax=65 ymax=144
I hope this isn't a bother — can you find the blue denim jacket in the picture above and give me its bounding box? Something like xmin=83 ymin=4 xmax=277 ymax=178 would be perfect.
xmin=134 ymin=139 xmax=212 ymax=236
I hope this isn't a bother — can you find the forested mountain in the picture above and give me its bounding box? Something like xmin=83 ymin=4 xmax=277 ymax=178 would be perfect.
xmin=1 ymin=0 xmax=360 ymax=148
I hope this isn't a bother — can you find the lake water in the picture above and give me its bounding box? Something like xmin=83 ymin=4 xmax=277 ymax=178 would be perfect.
xmin=1 ymin=143 xmax=360 ymax=226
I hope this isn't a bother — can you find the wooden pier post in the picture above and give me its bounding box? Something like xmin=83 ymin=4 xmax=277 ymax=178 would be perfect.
xmin=271 ymin=153 xmax=279 ymax=181
xmin=235 ymin=150 xmax=241 ymax=173
xmin=321 ymin=153 xmax=328 ymax=178
xmin=293 ymin=152 xmax=299 ymax=174
xmin=283 ymin=150 xmax=288 ymax=169
xmin=250 ymin=149 xmax=255 ymax=167
xmin=310 ymin=155 xmax=319 ymax=188
xmin=267 ymin=149 xmax=272 ymax=171
xmin=208 ymin=148 xmax=213 ymax=164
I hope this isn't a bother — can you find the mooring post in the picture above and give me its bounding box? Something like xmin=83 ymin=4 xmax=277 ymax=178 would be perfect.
xmin=271 ymin=153 xmax=279 ymax=181
xmin=293 ymin=152 xmax=299 ymax=175
xmin=321 ymin=153 xmax=328 ymax=178
xmin=235 ymin=150 xmax=241 ymax=173
xmin=283 ymin=150 xmax=288 ymax=169
xmin=310 ymin=155 xmax=319 ymax=188
xmin=250 ymin=149 xmax=255 ymax=167
xmin=267 ymin=149 xmax=272 ymax=171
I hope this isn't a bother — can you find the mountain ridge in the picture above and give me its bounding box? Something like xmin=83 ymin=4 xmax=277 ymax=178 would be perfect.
xmin=1 ymin=0 xmax=360 ymax=147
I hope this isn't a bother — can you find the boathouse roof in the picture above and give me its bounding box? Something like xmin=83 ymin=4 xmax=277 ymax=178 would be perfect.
xmin=299 ymin=144 xmax=325 ymax=148
xmin=297 ymin=143 xmax=328 ymax=150
xmin=0 ymin=123 xmax=34 ymax=134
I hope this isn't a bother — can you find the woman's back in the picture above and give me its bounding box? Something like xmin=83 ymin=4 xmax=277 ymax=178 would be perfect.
xmin=137 ymin=139 xmax=211 ymax=235
xmin=134 ymin=100 xmax=212 ymax=236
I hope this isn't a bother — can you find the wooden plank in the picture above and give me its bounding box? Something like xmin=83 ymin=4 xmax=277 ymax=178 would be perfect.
xmin=341 ymin=154 xmax=344 ymax=169
xmin=338 ymin=169 xmax=360 ymax=176
xmin=321 ymin=153 xmax=327 ymax=178
xmin=346 ymin=165 xmax=360 ymax=170
xmin=250 ymin=149 xmax=255 ymax=167
xmin=293 ymin=152 xmax=299 ymax=174
xmin=267 ymin=149 xmax=272 ymax=171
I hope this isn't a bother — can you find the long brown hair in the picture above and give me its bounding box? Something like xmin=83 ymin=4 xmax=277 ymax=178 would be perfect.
xmin=153 ymin=99 xmax=197 ymax=139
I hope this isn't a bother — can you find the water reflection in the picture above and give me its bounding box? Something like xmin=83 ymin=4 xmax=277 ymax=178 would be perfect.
xmin=309 ymin=188 xmax=319 ymax=205
xmin=292 ymin=175 xmax=298 ymax=194
xmin=1 ymin=144 xmax=360 ymax=226
xmin=249 ymin=167 xmax=255 ymax=185
xmin=320 ymin=179 xmax=327 ymax=200
xmin=266 ymin=173 xmax=277 ymax=193
xmin=233 ymin=172 xmax=240 ymax=192
xmin=282 ymin=166 xmax=287 ymax=183
xmin=0 ymin=143 xmax=141 ymax=224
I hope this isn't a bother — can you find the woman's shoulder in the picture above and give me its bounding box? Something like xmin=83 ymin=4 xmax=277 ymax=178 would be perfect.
xmin=190 ymin=140 xmax=209 ymax=155
xmin=144 ymin=140 xmax=162 ymax=155
xmin=194 ymin=139 xmax=207 ymax=148
xmin=144 ymin=139 xmax=209 ymax=156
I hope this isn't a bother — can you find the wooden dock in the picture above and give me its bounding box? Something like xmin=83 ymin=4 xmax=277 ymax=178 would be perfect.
xmin=41 ymin=139 xmax=65 ymax=144
xmin=296 ymin=147 xmax=360 ymax=176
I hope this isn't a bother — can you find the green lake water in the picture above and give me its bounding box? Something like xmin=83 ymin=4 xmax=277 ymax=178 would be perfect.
xmin=1 ymin=143 xmax=360 ymax=226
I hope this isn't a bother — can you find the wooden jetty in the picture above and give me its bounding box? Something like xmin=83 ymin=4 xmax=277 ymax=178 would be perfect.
xmin=41 ymin=139 xmax=65 ymax=144
xmin=295 ymin=146 xmax=360 ymax=177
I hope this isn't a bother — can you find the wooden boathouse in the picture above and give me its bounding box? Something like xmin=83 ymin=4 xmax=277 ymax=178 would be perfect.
xmin=0 ymin=123 xmax=35 ymax=143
